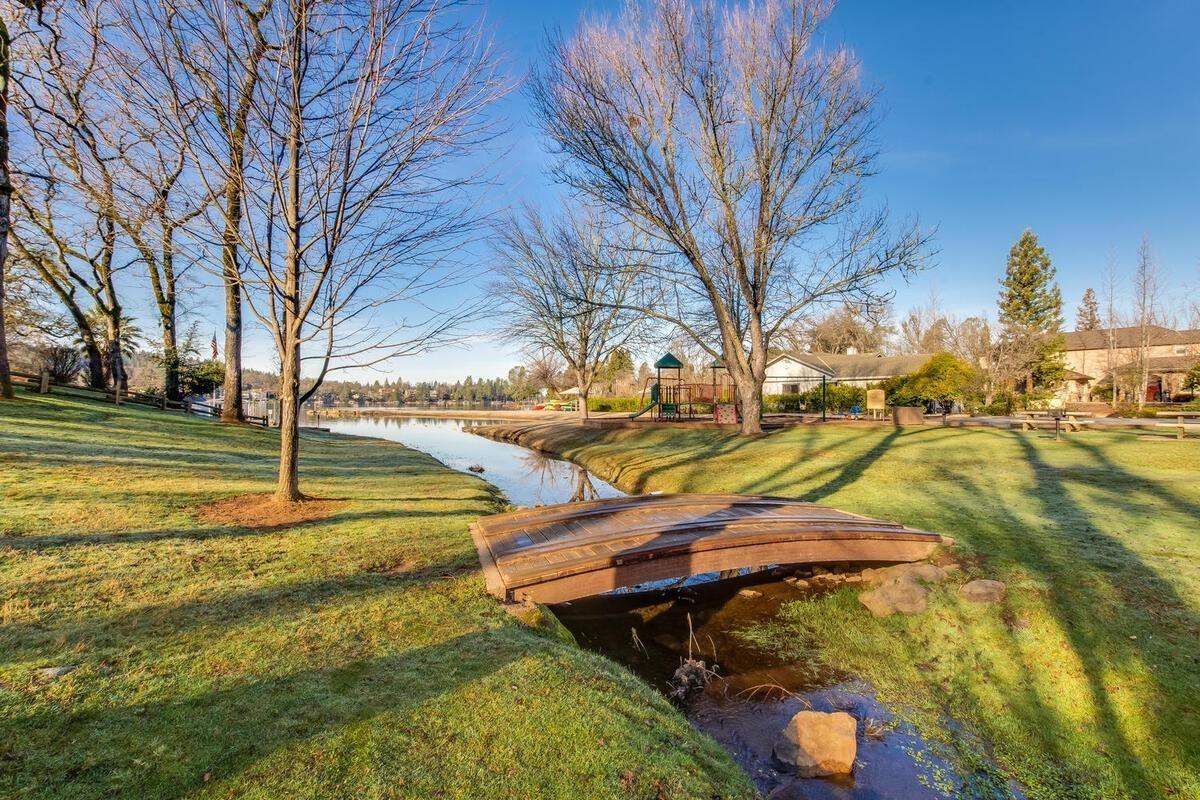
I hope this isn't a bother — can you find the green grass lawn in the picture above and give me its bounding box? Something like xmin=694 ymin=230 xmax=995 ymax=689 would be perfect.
xmin=495 ymin=420 xmax=1200 ymax=800
xmin=0 ymin=393 xmax=752 ymax=800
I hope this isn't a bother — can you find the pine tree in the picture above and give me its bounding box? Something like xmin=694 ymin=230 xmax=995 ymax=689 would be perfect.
xmin=998 ymin=229 xmax=1065 ymax=394
xmin=1075 ymin=287 xmax=1101 ymax=331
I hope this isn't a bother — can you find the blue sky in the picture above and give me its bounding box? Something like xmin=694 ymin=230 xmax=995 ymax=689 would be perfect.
xmin=182 ymin=0 xmax=1200 ymax=381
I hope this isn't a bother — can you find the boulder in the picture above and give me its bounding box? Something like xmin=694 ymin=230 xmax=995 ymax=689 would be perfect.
xmin=861 ymin=563 xmax=948 ymax=586
xmin=858 ymin=579 xmax=928 ymax=617
xmin=774 ymin=710 xmax=857 ymax=777
xmin=959 ymin=579 xmax=1006 ymax=603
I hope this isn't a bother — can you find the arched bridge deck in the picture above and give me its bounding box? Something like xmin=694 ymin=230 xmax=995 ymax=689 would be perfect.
xmin=469 ymin=494 xmax=946 ymax=604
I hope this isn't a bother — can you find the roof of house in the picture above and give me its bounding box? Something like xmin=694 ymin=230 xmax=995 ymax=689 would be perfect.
xmin=767 ymin=351 xmax=932 ymax=381
xmin=1146 ymin=354 xmax=1200 ymax=372
xmin=1063 ymin=325 xmax=1200 ymax=351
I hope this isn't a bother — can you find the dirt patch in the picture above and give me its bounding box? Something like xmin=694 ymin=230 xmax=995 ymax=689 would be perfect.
xmin=198 ymin=493 xmax=346 ymax=530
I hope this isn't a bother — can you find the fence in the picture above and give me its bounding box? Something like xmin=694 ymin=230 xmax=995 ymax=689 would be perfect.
xmin=11 ymin=370 xmax=268 ymax=427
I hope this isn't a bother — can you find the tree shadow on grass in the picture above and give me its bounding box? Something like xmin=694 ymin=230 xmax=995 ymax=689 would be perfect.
xmin=3 ymin=629 xmax=530 ymax=799
xmin=1 ymin=554 xmax=484 ymax=667
xmin=946 ymin=433 xmax=1199 ymax=795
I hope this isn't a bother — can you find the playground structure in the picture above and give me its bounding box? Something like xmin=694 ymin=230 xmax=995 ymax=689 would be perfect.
xmin=631 ymin=353 xmax=738 ymax=423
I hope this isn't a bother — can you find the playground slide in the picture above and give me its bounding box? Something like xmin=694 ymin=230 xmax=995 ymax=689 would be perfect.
xmin=629 ymin=402 xmax=657 ymax=420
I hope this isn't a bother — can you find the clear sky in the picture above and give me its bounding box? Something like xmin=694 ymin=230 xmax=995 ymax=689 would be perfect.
xmin=173 ymin=0 xmax=1200 ymax=382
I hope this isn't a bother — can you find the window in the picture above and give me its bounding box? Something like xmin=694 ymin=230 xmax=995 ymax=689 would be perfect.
xmin=783 ymin=383 xmax=800 ymax=394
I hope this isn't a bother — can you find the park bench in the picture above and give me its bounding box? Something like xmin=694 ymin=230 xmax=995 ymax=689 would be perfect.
xmin=1154 ymin=411 xmax=1200 ymax=440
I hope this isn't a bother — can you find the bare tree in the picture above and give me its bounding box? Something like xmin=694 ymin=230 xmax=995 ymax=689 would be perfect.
xmin=0 ymin=11 xmax=18 ymax=398
xmin=896 ymin=291 xmax=951 ymax=354
xmin=493 ymin=205 xmax=646 ymax=420
xmin=780 ymin=301 xmax=892 ymax=354
xmin=531 ymin=0 xmax=929 ymax=434
xmin=118 ymin=0 xmax=275 ymax=420
xmin=1130 ymin=234 xmax=1160 ymax=409
xmin=235 ymin=0 xmax=503 ymax=501
xmin=10 ymin=2 xmax=134 ymax=390
xmin=947 ymin=315 xmax=1024 ymax=407
xmin=101 ymin=35 xmax=210 ymax=401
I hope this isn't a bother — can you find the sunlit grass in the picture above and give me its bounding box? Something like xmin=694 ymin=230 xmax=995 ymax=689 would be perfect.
xmin=0 ymin=393 xmax=752 ymax=800
xmin=512 ymin=420 xmax=1200 ymax=800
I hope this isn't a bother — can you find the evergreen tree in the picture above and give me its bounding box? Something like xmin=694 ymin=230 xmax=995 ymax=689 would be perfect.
xmin=1075 ymin=288 xmax=1101 ymax=331
xmin=998 ymin=230 xmax=1065 ymax=393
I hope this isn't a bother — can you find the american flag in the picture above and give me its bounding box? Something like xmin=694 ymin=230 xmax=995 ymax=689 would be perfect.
xmin=211 ymin=332 xmax=219 ymax=360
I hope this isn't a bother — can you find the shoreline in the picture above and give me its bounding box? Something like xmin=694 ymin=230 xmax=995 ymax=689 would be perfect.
xmin=309 ymin=406 xmax=585 ymax=421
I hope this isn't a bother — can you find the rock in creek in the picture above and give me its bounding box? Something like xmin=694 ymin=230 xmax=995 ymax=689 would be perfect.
xmin=856 ymin=561 xmax=949 ymax=616
xmin=774 ymin=710 xmax=857 ymax=777
xmin=737 ymin=588 xmax=763 ymax=599
xmin=858 ymin=579 xmax=928 ymax=617
xmin=959 ymin=579 xmax=1006 ymax=603
xmin=860 ymin=562 xmax=948 ymax=586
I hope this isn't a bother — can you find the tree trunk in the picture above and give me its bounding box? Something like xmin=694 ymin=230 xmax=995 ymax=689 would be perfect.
xmin=577 ymin=388 xmax=589 ymax=421
xmin=161 ymin=319 xmax=179 ymax=401
xmin=104 ymin=312 xmax=127 ymax=392
xmin=275 ymin=332 xmax=302 ymax=502
xmin=275 ymin=27 xmax=304 ymax=505
xmin=221 ymin=274 xmax=243 ymax=420
xmin=735 ymin=378 xmax=763 ymax=435
xmin=0 ymin=18 xmax=12 ymax=399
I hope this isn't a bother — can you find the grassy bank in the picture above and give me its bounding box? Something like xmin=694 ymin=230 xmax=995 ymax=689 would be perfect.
xmin=479 ymin=421 xmax=1200 ymax=799
xmin=0 ymin=394 xmax=752 ymax=800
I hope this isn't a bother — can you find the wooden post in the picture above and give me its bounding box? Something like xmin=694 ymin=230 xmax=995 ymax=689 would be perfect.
xmin=39 ymin=370 xmax=50 ymax=394
xmin=1179 ymin=415 xmax=1186 ymax=441
xmin=184 ymin=399 xmax=191 ymax=416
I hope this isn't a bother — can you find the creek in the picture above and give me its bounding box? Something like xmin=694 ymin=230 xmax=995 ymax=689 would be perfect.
xmin=315 ymin=414 xmax=1012 ymax=799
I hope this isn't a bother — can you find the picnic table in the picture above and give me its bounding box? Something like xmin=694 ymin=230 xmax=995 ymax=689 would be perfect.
xmin=1013 ymin=410 xmax=1093 ymax=432
xmin=1154 ymin=411 xmax=1200 ymax=440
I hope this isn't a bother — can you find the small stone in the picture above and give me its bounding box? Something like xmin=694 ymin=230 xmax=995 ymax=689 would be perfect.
xmin=810 ymin=566 xmax=830 ymax=576
xmin=858 ymin=580 xmax=929 ymax=617
xmin=959 ymin=579 xmax=1006 ymax=603
xmin=34 ymin=665 xmax=76 ymax=682
xmin=467 ymin=464 xmax=485 ymax=473
xmin=774 ymin=710 xmax=857 ymax=777
xmin=737 ymin=588 xmax=763 ymax=599
xmin=940 ymin=535 xmax=956 ymax=547
xmin=784 ymin=576 xmax=810 ymax=589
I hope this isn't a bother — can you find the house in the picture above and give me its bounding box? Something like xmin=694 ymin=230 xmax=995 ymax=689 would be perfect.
xmin=764 ymin=351 xmax=933 ymax=394
xmin=1061 ymin=326 xmax=1200 ymax=402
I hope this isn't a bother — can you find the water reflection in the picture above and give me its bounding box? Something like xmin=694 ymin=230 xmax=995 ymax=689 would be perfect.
xmin=303 ymin=413 xmax=623 ymax=508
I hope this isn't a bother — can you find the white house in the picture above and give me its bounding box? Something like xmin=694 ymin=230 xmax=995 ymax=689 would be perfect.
xmin=763 ymin=352 xmax=933 ymax=394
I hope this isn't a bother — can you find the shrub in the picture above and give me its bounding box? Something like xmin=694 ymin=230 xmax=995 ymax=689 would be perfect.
xmin=765 ymin=383 xmax=865 ymax=414
xmin=180 ymin=359 xmax=225 ymax=397
xmin=587 ymin=395 xmax=647 ymax=412
xmin=36 ymin=345 xmax=85 ymax=384
xmin=884 ymin=353 xmax=975 ymax=408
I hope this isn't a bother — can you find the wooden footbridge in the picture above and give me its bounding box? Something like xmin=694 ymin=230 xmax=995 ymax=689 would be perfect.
xmin=470 ymin=494 xmax=946 ymax=604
